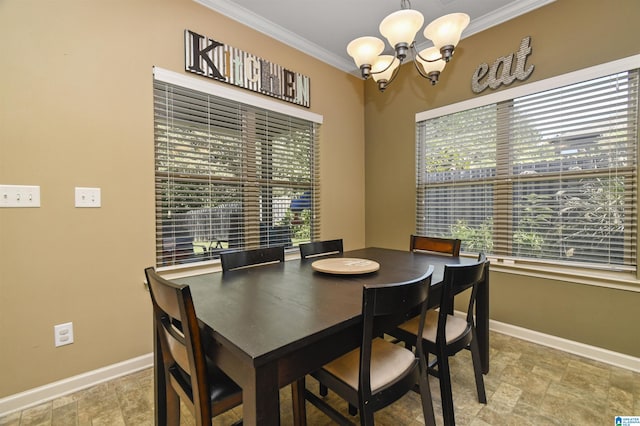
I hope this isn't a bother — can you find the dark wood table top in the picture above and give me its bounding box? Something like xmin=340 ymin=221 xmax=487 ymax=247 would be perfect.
xmin=174 ymin=247 xmax=474 ymax=367
xmin=165 ymin=247 xmax=488 ymax=425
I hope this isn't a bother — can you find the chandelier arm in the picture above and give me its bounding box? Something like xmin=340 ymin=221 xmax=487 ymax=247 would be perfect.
xmin=368 ymin=57 xmax=402 ymax=76
xmin=412 ymin=57 xmax=431 ymax=79
xmin=412 ymin=43 xmax=445 ymax=63
xmin=384 ymin=61 xmax=402 ymax=87
xmin=409 ymin=45 xmax=440 ymax=85
xmin=408 ymin=44 xmax=428 ymax=79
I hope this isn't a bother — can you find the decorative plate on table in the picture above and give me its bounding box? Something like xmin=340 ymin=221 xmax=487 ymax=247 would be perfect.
xmin=311 ymin=258 xmax=380 ymax=275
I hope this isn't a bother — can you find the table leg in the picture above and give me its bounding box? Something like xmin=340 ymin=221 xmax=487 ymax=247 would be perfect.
xmin=243 ymin=364 xmax=280 ymax=425
xmin=477 ymin=262 xmax=490 ymax=374
xmin=291 ymin=378 xmax=307 ymax=426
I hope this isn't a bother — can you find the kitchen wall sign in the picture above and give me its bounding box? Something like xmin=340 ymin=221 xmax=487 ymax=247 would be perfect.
xmin=185 ymin=29 xmax=311 ymax=107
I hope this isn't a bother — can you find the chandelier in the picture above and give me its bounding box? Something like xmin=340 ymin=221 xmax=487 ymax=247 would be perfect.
xmin=346 ymin=0 xmax=469 ymax=92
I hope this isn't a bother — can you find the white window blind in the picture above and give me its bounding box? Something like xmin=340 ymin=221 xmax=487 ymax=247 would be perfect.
xmin=417 ymin=69 xmax=638 ymax=269
xmin=153 ymin=73 xmax=320 ymax=267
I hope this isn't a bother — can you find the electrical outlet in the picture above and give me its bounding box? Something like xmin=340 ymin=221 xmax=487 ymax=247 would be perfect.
xmin=75 ymin=187 xmax=101 ymax=208
xmin=0 ymin=184 xmax=40 ymax=208
xmin=54 ymin=322 xmax=74 ymax=347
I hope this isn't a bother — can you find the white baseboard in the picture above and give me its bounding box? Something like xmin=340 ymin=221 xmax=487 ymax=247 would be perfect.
xmin=2 ymin=321 xmax=639 ymax=416
xmin=0 ymin=353 xmax=153 ymax=416
xmin=489 ymin=319 xmax=640 ymax=372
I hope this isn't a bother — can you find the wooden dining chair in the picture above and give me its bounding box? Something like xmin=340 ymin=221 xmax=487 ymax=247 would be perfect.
xmin=410 ymin=234 xmax=461 ymax=256
xmin=304 ymin=267 xmax=436 ymax=426
xmin=299 ymin=238 xmax=344 ymax=259
xmin=299 ymin=238 xmax=345 ymax=399
xmin=219 ymin=245 xmax=305 ymax=421
xmin=144 ymin=267 xmax=242 ymax=426
xmin=220 ymin=245 xmax=285 ymax=272
xmin=387 ymin=235 xmax=462 ymax=349
xmin=393 ymin=254 xmax=488 ymax=426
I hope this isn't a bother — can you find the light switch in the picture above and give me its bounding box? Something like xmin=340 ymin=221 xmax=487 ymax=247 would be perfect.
xmin=0 ymin=185 xmax=41 ymax=208
xmin=75 ymin=187 xmax=101 ymax=208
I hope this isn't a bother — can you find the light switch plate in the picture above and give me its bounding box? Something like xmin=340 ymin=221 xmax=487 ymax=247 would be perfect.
xmin=75 ymin=187 xmax=101 ymax=208
xmin=54 ymin=322 xmax=74 ymax=347
xmin=0 ymin=185 xmax=41 ymax=208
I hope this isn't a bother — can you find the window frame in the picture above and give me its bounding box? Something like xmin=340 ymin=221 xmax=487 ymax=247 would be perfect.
xmin=415 ymin=55 xmax=640 ymax=290
xmin=153 ymin=67 xmax=322 ymax=271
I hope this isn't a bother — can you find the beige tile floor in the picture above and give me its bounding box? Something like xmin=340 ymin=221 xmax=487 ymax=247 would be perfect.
xmin=1 ymin=331 xmax=639 ymax=425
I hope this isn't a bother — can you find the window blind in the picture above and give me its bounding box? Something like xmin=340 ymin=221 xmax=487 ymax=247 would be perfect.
xmin=153 ymin=78 xmax=320 ymax=267
xmin=417 ymin=69 xmax=638 ymax=269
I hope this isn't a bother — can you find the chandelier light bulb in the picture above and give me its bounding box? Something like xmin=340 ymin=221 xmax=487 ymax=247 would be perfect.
xmin=379 ymin=9 xmax=424 ymax=53
xmin=417 ymin=47 xmax=446 ymax=73
xmin=371 ymin=55 xmax=399 ymax=82
xmin=423 ymin=13 xmax=470 ymax=51
xmin=346 ymin=36 xmax=385 ymax=68
xmin=417 ymin=46 xmax=446 ymax=85
xmin=371 ymin=55 xmax=400 ymax=92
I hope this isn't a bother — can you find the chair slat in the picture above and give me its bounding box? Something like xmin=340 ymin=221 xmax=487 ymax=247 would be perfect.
xmin=299 ymin=239 xmax=344 ymax=259
xmin=220 ymin=246 xmax=285 ymax=272
xmin=410 ymin=235 xmax=461 ymax=256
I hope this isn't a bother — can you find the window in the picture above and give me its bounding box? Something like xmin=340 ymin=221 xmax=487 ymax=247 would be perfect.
xmin=153 ymin=68 xmax=321 ymax=267
xmin=417 ymin=62 xmax=638 ymax=271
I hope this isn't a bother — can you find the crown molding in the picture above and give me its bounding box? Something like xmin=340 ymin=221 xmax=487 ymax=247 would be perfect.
xmin=194 ymin=0 xmax=555 ymax=74
xmin=193 ymin=0 xmax=354 ymax=72
xmin=414 ymin=0 xmax=555 ymax=53
xmin=466 ymin=0 xmax=555 ymax=37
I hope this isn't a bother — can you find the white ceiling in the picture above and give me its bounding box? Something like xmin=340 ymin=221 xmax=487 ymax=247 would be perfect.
xmin=194 ymin=0 xmax=554 ymax=74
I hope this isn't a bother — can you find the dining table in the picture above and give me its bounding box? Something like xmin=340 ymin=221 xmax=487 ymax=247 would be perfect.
xmin=156 ymin=247 xmax=489 ymax=425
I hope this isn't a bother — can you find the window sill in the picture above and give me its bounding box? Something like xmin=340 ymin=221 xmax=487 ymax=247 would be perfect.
xmin=485 ymin=257 xmax=640 ymax=293
xmin=154 ymin=253 xmax=640 ymax=293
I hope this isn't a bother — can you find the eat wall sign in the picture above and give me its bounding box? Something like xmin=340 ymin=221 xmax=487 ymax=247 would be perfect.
xmin=471 ymin=36 xmax=534 ymax=93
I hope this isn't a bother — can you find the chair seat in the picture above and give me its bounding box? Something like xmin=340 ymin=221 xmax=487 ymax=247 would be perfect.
xmin=172 ymin=358 xmax=242 ymax=404
xmin=321 ymin=338 xmax=416 ymax=393
xmin=398 ymin=310 xmax=468 ymax=344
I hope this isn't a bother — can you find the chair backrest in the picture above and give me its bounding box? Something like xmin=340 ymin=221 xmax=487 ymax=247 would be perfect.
xmin=144 ymin=267 xmax=213 ymax=421
xmin=438 ymin=254 xmax=487 ymax=339
xmin=220 ymin=246 xmax=285 ymax=272
xmin=410 ymin=234 xmax=461 ymax=256
xmin=299 ymin=239 xmax=344 ymax=259
xmin=359 ymin=266 xmax=434 ymax=396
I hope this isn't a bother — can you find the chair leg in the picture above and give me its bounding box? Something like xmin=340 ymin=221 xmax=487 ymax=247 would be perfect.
xmin=470 ymin=330 xmax=487 ymax=404
xmin=437 ymin=350 xmax=456 ymax=426
xmin=359 ymin=402 xmax=375 ymax=426
xmin=348 ymin=403 xmax=357 ymax=416
xmin=418 ymin=364 xmax=436 ymax=426
xmin=319 ymin=382 xmax=328 ymax=397
xmin=163 ymin=383 xmax=181 ymax=426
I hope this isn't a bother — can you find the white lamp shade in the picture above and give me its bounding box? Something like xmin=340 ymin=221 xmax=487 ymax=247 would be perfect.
xmin=417 ymin=47 xmax=446 ymax=73
xmin=423 ymin=13 xmax=470 ymax=48
xmin=347 ymin=36 xmax=385 ymax=67
xmin=379 ymin=9 xmax=424 ymax=48
xmin=371 ymin=55 xmax=399 ymax=82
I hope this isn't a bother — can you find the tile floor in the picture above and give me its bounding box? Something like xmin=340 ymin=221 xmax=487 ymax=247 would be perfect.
xmin=1 ymin=331 xmax=639 ymax=425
